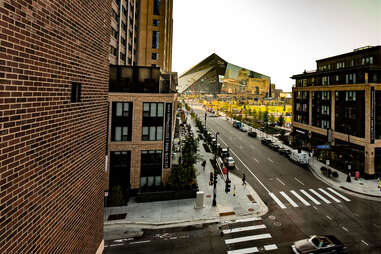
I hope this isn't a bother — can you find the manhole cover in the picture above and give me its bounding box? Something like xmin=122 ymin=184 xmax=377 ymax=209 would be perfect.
xmin=248 ymin=208 xmax=254 ymax=212
xmin=268 ymin=215 xmax=276 ymax=220
xmin=359 ymin=183 xmax=364 ymax=185
xmin=273 ymin=221 xmax=282 ymax=227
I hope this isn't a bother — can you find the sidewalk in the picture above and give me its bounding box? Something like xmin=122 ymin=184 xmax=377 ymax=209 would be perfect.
xmin=104 ymin=115 xmax=268 ymax=240
xmin=309 ymin=157 xmax=381 ymax=198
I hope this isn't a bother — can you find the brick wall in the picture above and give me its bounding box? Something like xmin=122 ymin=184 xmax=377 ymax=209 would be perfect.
xmin=0 ymin=0 xmax=111 ymax=253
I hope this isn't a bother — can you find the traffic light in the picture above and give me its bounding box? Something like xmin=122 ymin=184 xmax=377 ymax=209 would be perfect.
xmin=214 ymin=171 xmax=218 ymax=184
xmin=225 ymin=179 xmax=231 ymax=193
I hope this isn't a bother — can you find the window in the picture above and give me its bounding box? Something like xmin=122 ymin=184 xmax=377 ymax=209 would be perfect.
xmin=321 ymin=120 xmax=330 ymax=129
xmin=302 ymin=104 xmax=307 ymax=112
xmin=110 ymin=46 xmax=117 ymax=56
xmin=152 ymin=31 xmax=159 ymax=49
xmin=302 ymin=79 xmax=307 ymax=86
xmin=140 ymin=150 xmax=162 ymax=187
xmin=321 ymin=105 xmax=330 ymax=115
xmin=112 ymin=28 xmax=118 ymax=40
xmin=121 ymin=37 xmax=126 ymax=45
xmin=153 ymin=20 xmax=160 ymax=26
xmin=71 ymin=82 xmax=81 ymax=103
xmin=143 ymin=102 xmax=163 ymax=117
xmin=322 ymin=91 xmax=330 ymax=101
xmin=112 ymin=9 xmax=119 ymax=23
xmin=112 ymin=102 xmax=133 ymax=142
xmin=153 ymin=0 xmax=160 ymax=15
xmin=335 ymin=75 xmax=339 ymax=82
xmin=142 ymin=102 xmax=164 ymax=141
xmin=141 ymin=126 xmax=163 ymax=141
xmin=345 ymin=73 xmax=356 ymax=84
xmin=152 ymin=53 xmax=158 ymax=60
xmin=336 ymin=61 xmax=345 ymax=69
xmin=362 ymin=57 xmax=374 ymax=65
xmin=345 ymin=91 xmax=356 ymax=101
xmin=322 ymin=76 xmax=330 ymax=85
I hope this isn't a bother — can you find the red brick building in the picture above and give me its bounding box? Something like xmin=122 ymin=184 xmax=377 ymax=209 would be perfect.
xmin=0 ymin=1 xmax=110 ymax=253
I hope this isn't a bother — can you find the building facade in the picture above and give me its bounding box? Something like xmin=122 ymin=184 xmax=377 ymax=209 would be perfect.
xmin=109 ymin=0 xmax=138 ymax=66
xmin=0 ymin=0 xmax=110 ymax=253
xmin=107 ymin=66 xmax=177 ymax=196
xmin=136 ymin=0 xmax=173 ymax=72
xmin=292 ymin=46 xmax=381 ymax=178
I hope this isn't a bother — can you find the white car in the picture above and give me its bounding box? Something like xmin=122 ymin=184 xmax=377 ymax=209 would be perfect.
xmin=225 ymin=157 xmax=235 ymax=168
xmin=240 ymin=125 xmax=248 ymax=132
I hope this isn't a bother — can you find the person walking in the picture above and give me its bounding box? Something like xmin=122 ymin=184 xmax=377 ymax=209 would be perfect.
xmin=378 ymin=177 xmax=380 ymax=189
xmin=242 ymin=173 xmax=246 ymax=186
xmin=202 ymin=160 xmax=206 ymax=171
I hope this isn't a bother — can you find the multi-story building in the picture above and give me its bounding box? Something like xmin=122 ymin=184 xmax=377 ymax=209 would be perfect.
xmin=136 ymin=0 xmax=173 ymax=72
xmin=291 ymin=46 xmax=381 ymax=178
xmin=107 ymin=66 xmax=177 ymax=198
xmin=0 ymin=0 xmax=110 ymax=253
xmin=109 ymin=0 xmax=138 ymax=66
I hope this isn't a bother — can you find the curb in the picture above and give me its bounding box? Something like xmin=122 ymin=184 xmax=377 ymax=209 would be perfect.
xmin=340 ymin=186 xmax=381 ymax=198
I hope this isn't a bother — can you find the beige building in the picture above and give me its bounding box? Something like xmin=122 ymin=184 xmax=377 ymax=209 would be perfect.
xmin=137 ymin=0 xmax=173 ymax=72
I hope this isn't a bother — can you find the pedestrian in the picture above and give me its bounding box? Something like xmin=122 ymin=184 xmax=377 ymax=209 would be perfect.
xmin=209 ymin=172 xmax=213 ymax=186
xmin=242 ymin=173 xmax=246 ymax=186
xmin=378 ymin=177 xmax=380 ymax=189
xmin=202 ymin=160 xmax=206 ymax=171
xmin=233 ymin=185 xmax=236 ymax=197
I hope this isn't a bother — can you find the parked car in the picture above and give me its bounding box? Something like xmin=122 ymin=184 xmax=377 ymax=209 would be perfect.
xmin=240 ymin=125 xmax=248 ymax=132
xmin=261 ymin=138 xmax=272 ymax=146
xmin=291 ymin=235 xmax=346 ymax=254
xmin=279 ymin=147 xmax=292 ymax=157
xmin=220 ymin=148 xmax=230 ymax=159
xmin=248 ymin=131 xmax=257 ymax=138
xmin=290 ymin=150 xmax=310 ymax=165
xmin=233 ymin=121 xmax=242 ymax=129
xmin=269 ymin=142 xmax=282 ymax=151
xmin=224 ymin=156 xmax=235 ymax=168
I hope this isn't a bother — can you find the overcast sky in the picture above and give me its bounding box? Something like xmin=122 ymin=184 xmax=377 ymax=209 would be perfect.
xmin=172 ymin=0 xmax=381 ymax=92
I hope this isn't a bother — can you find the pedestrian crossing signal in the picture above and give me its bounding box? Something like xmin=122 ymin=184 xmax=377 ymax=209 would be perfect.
xmin=225 ymin=179 xmax=231 ymax=193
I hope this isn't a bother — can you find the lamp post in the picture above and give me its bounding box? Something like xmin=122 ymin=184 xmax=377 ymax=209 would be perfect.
xmin=213 ymin=132 xmax=220 ymax=207
xmin=204 ymin=112 xmax=207 ymax=128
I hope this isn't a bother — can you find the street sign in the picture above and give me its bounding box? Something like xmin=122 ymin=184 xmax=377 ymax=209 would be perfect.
xmin=326 ymin=160 xmax=330 ymax=166
xmin=317 ymin=144 xmax=330 ymax=149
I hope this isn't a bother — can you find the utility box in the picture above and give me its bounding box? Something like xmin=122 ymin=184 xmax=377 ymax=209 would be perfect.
xmin=195 ymin=191 xmax=205 ymax=209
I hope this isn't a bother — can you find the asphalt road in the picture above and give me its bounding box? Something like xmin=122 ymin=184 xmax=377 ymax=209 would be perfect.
xmin=192 ymin=102 xmax=381 ymax=253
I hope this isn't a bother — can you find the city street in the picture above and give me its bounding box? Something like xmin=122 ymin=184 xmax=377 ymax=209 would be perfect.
xmin=191 ymin=102 xmax=381 ymax=253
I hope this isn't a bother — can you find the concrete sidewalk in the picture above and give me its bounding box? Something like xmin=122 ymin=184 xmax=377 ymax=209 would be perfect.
xmin=104 ymin=115 xmax=268 ymax=240
xmin=309 ymin=157 xmax=381 ymax=198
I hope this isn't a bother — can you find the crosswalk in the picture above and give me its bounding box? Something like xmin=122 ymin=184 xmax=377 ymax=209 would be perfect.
xmin=269 ymin=187 xmax=351 ymax=209
xmin=222 ymin=217 xmax=277 ymax=254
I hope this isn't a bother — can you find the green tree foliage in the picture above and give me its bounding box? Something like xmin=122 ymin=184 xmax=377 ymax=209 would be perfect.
xmin=263 ymin=111 xmax=269 ymax=123
xmin=268 ymin=114 xmax=275 ymax=124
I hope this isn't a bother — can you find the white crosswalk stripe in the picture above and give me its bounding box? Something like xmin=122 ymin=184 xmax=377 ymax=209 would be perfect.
xmin=300 ymin=189 xmax=321 ymax=205
xmin=269 ymin=192 xmax=286 ymax=209
xmin=225 ymin=233 xmax=272 ymax=244
xmin=318 ymin=188 xmax=341 ymax=203
xmin=264 ymin=244 xmax=278 ymax=250
xmin=227 ymin=247 xmax=258 ymax=254
xmin=223 ymin=225 xmax=266 ymax=235
xmin=280 ymin=191 xmax=299 ymax=207
xmin=290 ymin=190 xmax=311 ymax=206
xmin=309 ymin=189 xmax=331 ymax=204
xmin=327 ymin=187 xmax=351 ymax=201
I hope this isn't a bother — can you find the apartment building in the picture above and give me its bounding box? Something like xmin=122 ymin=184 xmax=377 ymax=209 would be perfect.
xmin=0 ymin=0 xmax=110 ymax=253
xmin=291 ymin=46 xmax=381 ymax=178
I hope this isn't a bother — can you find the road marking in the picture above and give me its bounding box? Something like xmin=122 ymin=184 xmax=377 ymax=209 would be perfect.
xmin=227 ymin=247 xmax=259 ymax=254
xmin=313 ymin=206 xmax=318 ymax=210
xmin=300 ymin=189 xmax=321 ymax=205
xmin=130 ymin=240 xmax=151 ymax=245
xmin=264 ymin=244 xmax=278 ymax=250
xmin=225 ymin=233 xmax=272 ymax=244
xmin=326 ymin=216 xmax=332 ymax=220
xmin=113 ymin=238 xmax=133 ymax=242
xmin=342 ymin=226 xmax=349 ymax=232
xmin=235 ymin=217 xmax=262 ymax=223
xmin=276 ymin=178 xmax=285 ymax=186
xmin=280 ymin=191 xmax=298 ymax=207
xmin=361 ymin=240 xmax=369 ymax=246
xmin=327 ymin=187 xmax=351 ymax=202
xmin=254 ymin=158 xmax=259 ymax=163
xmin=294 ymin=177 xmax=305 ymax=186
xmin=267 ymin=158 xmax=274 ymax=163
xmin=309 ymin=189 xmax=331 ymax=204
xmin=170 ymin=237 xmax=177 ymax=240
xmin=291 ymin=190 xmax=311 ymax=206
xmin=223 ymin=225 xmax=266 ymax=234
xmin=269 ymin=192 xmax=286 ymax=209
xmin=318 ymin=188 xmax=341 ymax=203
xmin=109 ymin=243 xmax=124 ymax=247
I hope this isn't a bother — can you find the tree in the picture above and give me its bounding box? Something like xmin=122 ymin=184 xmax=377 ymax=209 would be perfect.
xmin=263 ymin=110 xmax=269 ymax=124
xmin=277 ymin=114 xmax=285 ymax=127
xmin=268 ymin=114 xmax=275 ymax=124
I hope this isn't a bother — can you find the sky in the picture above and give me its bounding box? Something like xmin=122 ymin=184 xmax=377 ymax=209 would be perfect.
xmin=172 ymin=0 xmax=381 ymax=92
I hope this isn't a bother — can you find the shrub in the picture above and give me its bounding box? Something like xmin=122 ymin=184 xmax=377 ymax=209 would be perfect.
xmin=320 ymin=166 xmax=327 ymax=173
xmin=332 ymin=171 xmax=339 ymax=178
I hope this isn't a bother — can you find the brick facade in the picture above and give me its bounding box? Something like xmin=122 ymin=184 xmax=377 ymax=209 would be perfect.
xmin=0 ymin=0 xmax=110 ymax=253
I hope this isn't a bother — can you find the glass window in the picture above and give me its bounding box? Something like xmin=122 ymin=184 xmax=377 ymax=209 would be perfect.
xmin=140 ymin=177 xmax=147 ymax=186
xmin=157 ymin=126 xmax=163 ymax=140
xmin=153 ymin=20 xmax=160 ymax=26
xmin=148 ymin=176 xmax=154 ymax=186
xmin=142 ymin=127 xmax=149 ymax=140
xmin=116 ymin=103 xmax=123 ymax=116
xmin=150 ymin=103 xmax=157 ymax=117
xmin=150 ymin=126 xmax=156 ymax=140
xmin=155 ymin=176 xmax=161 ymax=186
xmin=115 ymin=127 xmax=121 ymax=141
xmin=370 ymin=56 xmax=374 ymax=64
xmin=153 ymin=0 xmax=160 ymax=15
xmin=152 ymin=31 xmax=159 ymax=49
xmin=157 ymin=103 xmax=164 ymax=117
xmin=122 ymin=127 xmax=128 ymax=140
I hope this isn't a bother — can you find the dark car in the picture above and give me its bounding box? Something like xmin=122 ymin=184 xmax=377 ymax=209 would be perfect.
xmin=261 ymin=138 xmax=272 ymax=146
xmin=291 ymin=235 xmax=346 ymax=254
xmin=279 ymin=148 xmax=292 ymax=157
xmin=220 ymin=148 xmax=230 ymax=159
xmin=248 ymin=131 xmax=257 ymax=138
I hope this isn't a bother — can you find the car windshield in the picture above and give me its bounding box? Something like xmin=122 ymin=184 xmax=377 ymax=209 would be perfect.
xmin=311 ymin=236 xmax=332 ymax=248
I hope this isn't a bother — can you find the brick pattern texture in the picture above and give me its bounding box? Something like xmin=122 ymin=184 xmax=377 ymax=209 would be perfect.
xmin=0 ymin=0 xmax=111 ymax=253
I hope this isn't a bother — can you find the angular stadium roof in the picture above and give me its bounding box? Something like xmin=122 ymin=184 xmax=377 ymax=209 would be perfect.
xmin=177 ymin=66 xmax=214 ymax=93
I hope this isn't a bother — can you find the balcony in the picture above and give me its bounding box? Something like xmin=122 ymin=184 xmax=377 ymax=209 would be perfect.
xmin=109 ymin=65 xmax=177 ymax=93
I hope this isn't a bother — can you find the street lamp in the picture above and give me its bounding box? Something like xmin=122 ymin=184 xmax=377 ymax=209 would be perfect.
xmin=213 ymin=132 xmax=220 ymax=207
